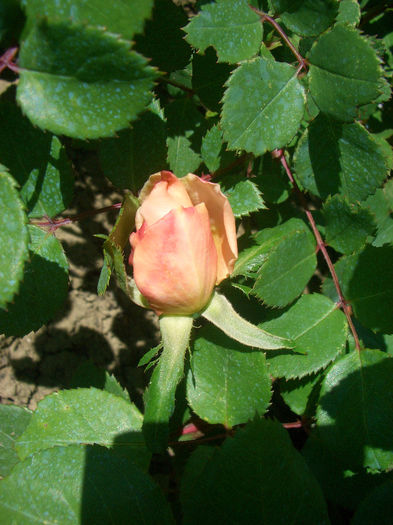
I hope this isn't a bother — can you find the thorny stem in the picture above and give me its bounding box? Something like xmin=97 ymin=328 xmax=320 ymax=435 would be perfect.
xmin=0 ymin=47 xmax=19 ymax=74
xmin=274 ymin=149 xmax=361 ymax=352
xmin=249 ymin=7 xmax=308 ymax=72
xmin=31 ymin=202 xmax=122 ymax=234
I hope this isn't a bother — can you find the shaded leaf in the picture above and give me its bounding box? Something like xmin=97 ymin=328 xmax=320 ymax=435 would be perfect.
xmin=0 ymin=225 xmax=68 ymax=336
xmin=222 ymin=58 xmax=305 ymax=155
xmin=263 ymin=294 xmax=347 ymax=378
xmin=352 ymin=480 xmax=393 ymax=525
xmin=184 ymin=0 xmax=263 ymax=63
xmin=279 ymin=372 xmax=323 ymax=416
xmin=0 ymin=404 xmax=31 ymax=478
xmin=187 ymin=325 xmax=272 ymax=426
xmin=365 ymin=179 xmax=393 ymax=247
xmin=69 ymin=362 xmax=130 ymax=403
xmin=17 ymin=19 xmax=156 ymax=139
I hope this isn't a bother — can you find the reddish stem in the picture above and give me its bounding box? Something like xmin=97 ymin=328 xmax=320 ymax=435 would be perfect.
xmin=31 ymin=203 xmax=122 ymax=233
xmin=0 ymin=47 xmax=19 ymax=74
xmin=249 ymin=8 xmax=308 ymax=72
xmin=275 ymin=149 xmax=361 ymax=352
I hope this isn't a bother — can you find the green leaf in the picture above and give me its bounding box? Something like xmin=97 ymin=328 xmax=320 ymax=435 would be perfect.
xmin=0 ymin=225 xmax=68 ymax=336
xmin=221 ymin=58 xmax=305 ymax=155
xmin=254 ymin=153 xmax=290 ymax=204
xmin=221 ymin=177 xmax=266 ymax=217
xmin=134 ymin=0 xmax=191 ymax=73
xmin=0 ymin=0 xmax=24 ymax=48
xmin=0 ymin=100 xmax=74 ymax=218
xmin=181 ymin=418 xmax=330 ymax=525
xmin=192 ymin=47 xmax=233 ymax=113
xmin=269 ymin=0 xmax=339 ymax=37
xmin=323 ymin=245 xmax=393 ymax=333
xmin=99 ymin=109 xmax=168 ymax=191
xmin=201 ymin=124 xmax=223 ymax=173
xmin=365 ymin=179 xmax=393 ymax=247
xmin=308 ymin=25 xmax=384 ymax=121
xmin=336 ymin=0 xmax=361 ymax=27
xmin=17 ymin=19 xmax=156 ymax=139
xmin=187 ymin=325 xmax=272 ymax=426
xmin=0 ymin=445 xmax=174 ymax=525
xmin=252 ymin=229 xmax=317 ymax=307
xmin=0 ymin=404 xmax=31 ymax=478
xmin=69 ymin=362 xmax=131 ymax=403
xmin=352 ymin=480 xmax=393 ymax=525
xmin=22 ymin=0 xmax=153 ymax=39
xmin=165 ymin=98 xmax=205 ymax=177
xmin=143 ymin=316 xmax=193 ymax=453
xmin=323 ymin=195 xmax=376 ymax=254
xmin=263 ymin=294 xmax=347 ymax=378
xmin=16 ymin=388 xmax=148 ymax=469
xmin=184 ymin=0 xmax=263 ymax=63
xmin=0 ymin=170 xmax=29 ymax=310
xmin=279 ymin=372 xmax=323 ymax=416
xmin=294 ymin=114 xmax=389 ymax=202
xmin=317 ymin=349 xmax=393 ymax=470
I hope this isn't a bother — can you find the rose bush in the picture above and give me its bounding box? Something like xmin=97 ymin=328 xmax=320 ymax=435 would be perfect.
xmin=129 ymin=170 xmax=238 ymax=315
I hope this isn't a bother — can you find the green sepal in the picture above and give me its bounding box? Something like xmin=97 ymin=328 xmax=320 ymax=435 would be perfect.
xmin=201 ymin=291 xmax=296 ymax=351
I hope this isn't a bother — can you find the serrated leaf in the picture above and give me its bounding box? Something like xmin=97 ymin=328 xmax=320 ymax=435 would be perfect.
xmin=323 ymin=245 xmax=393 ymax=333
xmin=17 ymin=19 xmax=156 ymax=139
xmin=201 ymin=124 xmax=223 ymax=173
xmin=0 ymin=170 xmax=29 ymax=309
xmin=365 ymin=179 xmax=393 ymax=247
xmin=187 ymin=325 xmax=272 ymax=426
xmin=221 ymin=177 xmax=266 ymax=217
xmin=269 ymin=0 xmax=338 ymax=37
xmin=294 ymin=114 xmax=388 ymax=202
xmin=0 ymin=404 xmax=31 ymax=478
xmin=134 ymin=0 xmax=191 ymax=73
xmin=351 ymin=480 xmax=393 ymax=525
xmin=221 ymin=58 xmax=305 ymax=155
xmin=22 ymin=0 xmax=153 ymax=39
xmin=336 ymin=0 xmax=361 ymax=27
xmin=192 ymin=47 xmax=233 ymax=112
xmin=0 ymin=225 xmax=68 ymax=336
xmin=0 ymin=100 xmax=74 ymax=218
xmin=69 ymin=362 xmax=130 ymax=403
xmin=262 ymin=294 xmax=347 ymax=378
xmin=99 ymin=109 xmax=168 ymax=191
xmin=181 ymin=418 xmax=329 ymax=525
xmin=323 ymin=195 xmax=376 ymax=254
xmin=252 ymin=229 xmax=316 ymax=307
xmin=184 ymin=0 xmax=263 ymax=63
xmin=308 ymin=25 xmax=383 ymax=121
xmin=16 ymin=388 xmax=148 ymax=468
xmin=165 ymin=97 xmax=205 ymax=177
xmin=97 ymin=250 xmax=111 ymax=295
xmin=0 ymin=445 xmax=174 ymax=525
xmin=279 ymin=372 xmax=323 ymax=416
xmin=317 ymin=349 xmax=393 ymax=470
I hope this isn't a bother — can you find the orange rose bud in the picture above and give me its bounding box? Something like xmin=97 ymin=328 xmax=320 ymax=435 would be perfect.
xmin=129 ymin=171 xmax=238 ymax=315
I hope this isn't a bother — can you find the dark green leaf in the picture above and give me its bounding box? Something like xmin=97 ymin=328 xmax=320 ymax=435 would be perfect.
xmin=279 ymin=372 xmax=323 ymax=416
xmin=23 ymin=0 xmax=153 ymax=40
xmin=134 ymin=0 xmax=191 ymax=73
xmin=317 ymin=349 xmax=393 ymax=470
xmin=0 ymin=404 xmax=31 ymax=478
xmin=222 ymin=177 xmax=266 ymax=217
xmin=16 ymin=388 xmax=148 ymax=468
xmin=263 ymin=294 xmax=347 ymax=378
xmin=184 ymin=0 xmax=263 ymax=63
xmin=309 ymin=25 xmax=384 ymax=121
xmin=365 ymin=179 xmax=393 ymax=247
xmin=269 ymin=0 xmax=339 ymax=37
xmin=352 ymin=480 xmax=393 ymax=525
xmin=0 ymin=170 xmax=29 ymax=309
xmin=201 ymin=124 xmax=223 ymax=173
xmin=323 ymin=245 xmax=393 ymax=333
xmin=99 ymin=109 xmax=168 ymax=191
xmin=252 ymin=229 xmax=316 ymax=307
xmin=187 ymin=325 xmax=272 ymax=426
xmin=17 ymin=20 xmax=156 ymax=139
xmin=323 ymin=195 xmax=376 ymax=254
xmin=0 ymin=445 xmax=174 ymax=525
xmin=336 ymin=0 xmax=361 ymax=26
xmin=192 ymin=47 xmax=233 ymax=112
xmin=0 ymin=100 xmax=73 ymax=218
xmin=0 ymin=225 xmax=68 ymax=336
xmin=255 ymin=153 xmax=290 ymax=204
xmin=222 ymin=58 xmax=305 ymax=155
xmin=181 ymin=418 xmax=330 ymax=524
xmin=0 ymin=0 xmax=24 ymax=47
xmin=294 ymin=114 xmax=388 ymax=201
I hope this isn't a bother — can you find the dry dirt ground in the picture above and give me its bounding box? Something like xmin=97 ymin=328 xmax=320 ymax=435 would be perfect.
xmin=0 ymin=158 xmax=160 ymax=410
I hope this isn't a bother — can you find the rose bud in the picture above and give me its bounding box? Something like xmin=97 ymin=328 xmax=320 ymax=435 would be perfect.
xmin=129 ymin=171 xmax=238 ymax=316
